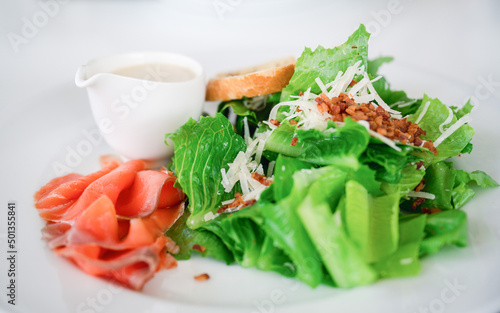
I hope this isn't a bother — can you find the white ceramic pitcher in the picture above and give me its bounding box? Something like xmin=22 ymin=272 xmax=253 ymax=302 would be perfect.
xmin=75 ymin=51 xmax=205 ymax=168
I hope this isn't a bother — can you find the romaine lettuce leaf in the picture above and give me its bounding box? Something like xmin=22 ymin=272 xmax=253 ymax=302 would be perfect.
xmin=272 ymin=155 xmax=313 ymax=202
xmin=421 ymin=162 xmax=456 ymax=210
xmin=420 ymin=162 xmax=498 ymax=210
xmin=257 ymin=236 xmax=296 ymax=278
xmin=280 ymin=25 xmax=370 ymax=101
xmin=264 ymin=118 xmax=370 ymax=169
xmin=407 ymin=95 xmax=475 ymax=162
xmin=259 ymin=168 xmax=329 ymax=287
xmin=451 ymin=100 xmax=474 ymax=119
xmin=454 ymin=169 xmax=499 ymax=188
xmin=373 ymin=214 xmax=427 ymax=278
xmin=342 ymin=180 xmax=399 ymax=263
xmin=297 ymin=168 xmax=378 ymax=287
xmin=367 ymin=56 xmax=394 ymax=76
xmin=368 ymin=56 xmax=421 ymax=116
xmin=381 ymin=164 xmax=425 ymax=198
xmin=218 ymin=209 xmax=267 ymax=267
xmin=218 ymin=94 xmax=281 ymax=137
xmin=452 ymin=168 xmax=498 ymax=208
xmin=166 ymin=113 xmax=246 ymax=228
xmin=361 ymin=139 xmax=422 ymax=184
xmin=419 ymin=210 xmax=468 ymax=257
xmin=165 ymin=211 xmax=234 ymax=264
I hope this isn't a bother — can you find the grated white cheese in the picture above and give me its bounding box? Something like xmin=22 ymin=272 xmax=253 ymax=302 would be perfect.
xmin=415 ymin=101 xmax=430 ymax=124
xmin=390 ymin=99 xmax=417 ymax=108
xmin=221 ymin=198 xmax=235 ymax=206
xmin=220 ymin=130 xmax=274 ymax=208
xmin=267 ymin=161 xmax=275 ymax=177
xmin=438 ymin=106 xmax=454 ymax=133
xmin=243 ymin=95 xmax=267 ymax=111
xmin=315 ymin=77 xmax=328 ymax=95
xmin=203 ymin=211 xmax=219 ymax=222
xmin=243 ymin=117 xmax=251 ymax=145
xmin=406 ymin=191 xmax=436 ymax=200
xmin=434 ymin=114 xmax=471 ymax=148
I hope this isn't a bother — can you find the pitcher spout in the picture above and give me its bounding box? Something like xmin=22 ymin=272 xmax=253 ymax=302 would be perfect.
xmin=75 ymin=65 xmax=103 ymax=88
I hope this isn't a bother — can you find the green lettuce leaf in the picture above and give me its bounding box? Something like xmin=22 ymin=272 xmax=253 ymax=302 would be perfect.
xmin=218 ymin=208 xmax=266 ymax=267
xmin=166 ymin=113 xmax=246 ymax=228
xmin=259 ymin=168 xmax=328 ymax=287
xmin=257 ymin=236 xmax=296 ymax=278
xmin=381 ymin=164 xmax=425 ymax=198
xmin=361 ymin=139 xmax=422 ymax=184
xmin=265 ymin=118 xmax=370 ymax=169
xmin=373 ymin=214 xmax=427 ymax=278
xmin=451 ymin=100 xmax=474 ymax=119
xmin=407 ymin=95 xmax=475 ymax=162
xmin=297 ymin=168 xmax=378 ymax=287
xmin=420 ymin=162 xmax=498 ymax=210
xmin=166 ymin=211 xmax=234 ymax=264
xmin=367 ymin=56 xmax=394 ymax=76
xmin=368 ymin=56 xmax=421 ymax=116
xmin=342 ymin=180 xmax=399 ymax=263
xmin=281 ymin=25 xmax=370 ymax=101
xmin=452 ymin=168 xmax=498 ymax=208
xmin=421 ymin=162 xmax=456 ymax=210
xmin=218 ymin=94 xmax=281 ymax=138
xmin=272 ymin=155 xmax=313 ymax=202
xmin=420 ymin=210 xmax=468 ymax=256
xmin=454 ymin=169 xmax=499 ymax=188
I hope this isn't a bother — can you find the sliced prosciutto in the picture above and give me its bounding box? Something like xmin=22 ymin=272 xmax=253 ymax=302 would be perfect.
xmin=33 ymin=159 xmax=185 ymax=290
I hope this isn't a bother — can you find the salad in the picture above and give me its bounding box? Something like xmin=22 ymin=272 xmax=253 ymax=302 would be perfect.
xmin=33 ymin=24 xmax=498 ymax=291
xmin=165 ymin=24 xmax=498 ymax=288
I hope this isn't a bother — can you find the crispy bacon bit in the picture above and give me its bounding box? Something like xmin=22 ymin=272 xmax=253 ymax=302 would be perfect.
xmin=415 ymin=161 xmax=424 ymax=170
xmin=217 ymin=192 xmax=257 ymax=214
xmin=415 ymin=179 xmax=425 ymax=192
xmin=269 ymin=119 xmax=280 ymax=127
xmin=352 ymin=46 xmax=357 ymax=49
xmin=291 ymin=137 xmax=298 ymax=146
xmin=345 ymin=105 xmax=357 ymax=116
xmin=289 ymin=120 xmax=298 ymax=125
xmin=421 ymin=207 xmax=442 ymax=215
xmin=251 ymin=172 xmax=272 ymax=186
xmin=423 ymin=141 xmax=438 ymax=155
xmin=349 ymin=79 xmax=357 ymax=87
xmin=411 ymin=197 xmax=426 ymax=210
xmin=315 ymin=92 xmax=437 ymax=153
xmin=192 ymin=244 xmax=206 ymax=253
xmin=194 ymin=273 xmax=210 ymax=281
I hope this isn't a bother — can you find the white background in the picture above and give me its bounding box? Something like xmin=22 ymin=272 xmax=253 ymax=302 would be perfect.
xmin=1 ymin=1 xmax=500 ymax=313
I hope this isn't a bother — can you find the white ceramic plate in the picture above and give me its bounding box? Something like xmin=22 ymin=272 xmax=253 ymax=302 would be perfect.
xmin=1 ymin=65 xmax=499 ymax=313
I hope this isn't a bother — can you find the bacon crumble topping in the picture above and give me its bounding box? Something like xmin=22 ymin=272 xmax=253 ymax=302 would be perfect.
xmin=194 ymin=273 xmax=210 ymax=281
xmin=313 ymin=92 xmax=438 ymax=154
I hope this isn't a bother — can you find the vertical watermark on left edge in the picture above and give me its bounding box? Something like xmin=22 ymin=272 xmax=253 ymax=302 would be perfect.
xmin=6 ymin=202 xmax=18 ymax=305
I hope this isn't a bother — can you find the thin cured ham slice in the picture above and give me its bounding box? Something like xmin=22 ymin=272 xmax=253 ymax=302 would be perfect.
xmin=33 ymin=159 xmax=185 ymax=290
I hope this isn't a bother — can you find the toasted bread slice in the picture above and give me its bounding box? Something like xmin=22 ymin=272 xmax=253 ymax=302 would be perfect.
xmin=206 ymin=56 xmax=295 ymax=101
